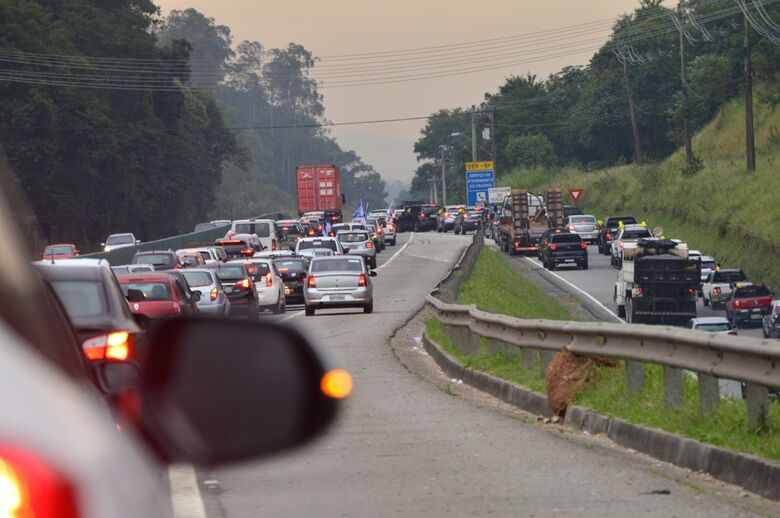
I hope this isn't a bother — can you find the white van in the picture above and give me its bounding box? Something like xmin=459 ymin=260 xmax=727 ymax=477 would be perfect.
xmin=230 ymin=219 xmax=278 ymax=251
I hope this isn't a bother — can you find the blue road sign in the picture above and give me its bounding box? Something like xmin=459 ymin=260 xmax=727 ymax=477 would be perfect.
xmin=466 ymin=169 xmax=495 ymax=206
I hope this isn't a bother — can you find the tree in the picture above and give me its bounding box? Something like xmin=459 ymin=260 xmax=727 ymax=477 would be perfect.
xmin=504 ymin=134 xmax=557 ymax=168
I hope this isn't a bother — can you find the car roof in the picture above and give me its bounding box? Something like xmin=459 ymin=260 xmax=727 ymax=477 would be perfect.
xmin=34 ymin=257 xmax=109 ymax=268
xmin=34 ymin=262 xmax=108 ymax=281
xmin=335 ymin=229 xmax=368 ymax=235
xmin=690 ymin=317 xmax=730 ymax=324
xmin=299 ymin=237 xmax=337 ymax=242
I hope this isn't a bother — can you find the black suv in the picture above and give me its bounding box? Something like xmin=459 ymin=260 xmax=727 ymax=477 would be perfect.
xmin=131 ymin=250 xmax=181 ymax=270
xmin=596 ymin=216 xmax=637 ymax=255
xmin=541 ymin=232 xmax=588 ymax=270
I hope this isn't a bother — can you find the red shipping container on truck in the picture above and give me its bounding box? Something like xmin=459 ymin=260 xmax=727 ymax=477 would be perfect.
xmin=296 ymin=165 xmax=343 ymax=215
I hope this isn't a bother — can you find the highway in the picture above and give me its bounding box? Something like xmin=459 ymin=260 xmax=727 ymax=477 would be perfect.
xmin=190 ymin=232 xmax=772 ymax=517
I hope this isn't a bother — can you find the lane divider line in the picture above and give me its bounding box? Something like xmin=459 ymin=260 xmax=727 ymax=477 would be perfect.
xmin=169 ymin=464 xmax=207 ymax=518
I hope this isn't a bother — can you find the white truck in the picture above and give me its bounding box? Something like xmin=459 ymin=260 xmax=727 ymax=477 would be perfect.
xmin=614 ymin=238 xmax=700 ymax=325
xmin=701 ymin=268 xmax=748 ymax=309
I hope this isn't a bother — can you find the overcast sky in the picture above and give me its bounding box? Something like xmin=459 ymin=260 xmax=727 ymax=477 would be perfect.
xmin=156 ymin=1 xmax=672 ymax=183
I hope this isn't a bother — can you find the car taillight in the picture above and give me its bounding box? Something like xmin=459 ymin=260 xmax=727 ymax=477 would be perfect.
xmin=241 ymin=248 xmax=254 ymax=256
xmin=734 ymin=300 xmax=743 ymax=308
xmin=568 ymin=225 xmax=575 ymax=231
xmin=549 ymin=244 xmax=557 ymax=251
xmin=365 ymin=241 xmax=373 ymax=249
xmin=81 ymin=332 xmax=131 ymax=361
xmin=265 ymin=272 xmax=273 ymax=288
xmin=237 ymin=278 xmax=251 ymax=289
xmin=271 ymin=239 xmax=277 ymax=251
xmin=358 ymin=273 xmax=367 ymax=287
xmin=713 ymin=287 xmax=721 ymax=294
xmin=606 ymin=231 xmax=612 ymax=239
xmin=331 ymin=215 xmax=339 ymax=221
xmin=687 ymin=287 xmax=696 ymax=295
xmin=307 ymin=275 xmax=316 ymax=288
xmin=580 ymin=242 xmax=587 ymax=249
xmin=0 ymin=446 xmax=80 ymax=518
xmin=210 ymin=287 xmax=218 ymax=301
xmin=388 ymin=224 xmax=395 ymax=231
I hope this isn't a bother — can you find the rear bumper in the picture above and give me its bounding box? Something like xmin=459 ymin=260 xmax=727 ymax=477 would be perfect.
xmin=304 ymin=287 xmax=371 ymax=306
xmin=197 ymin=302 xmax=229 ymax=315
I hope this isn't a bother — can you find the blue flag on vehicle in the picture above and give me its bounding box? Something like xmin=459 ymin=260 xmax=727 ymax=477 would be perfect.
xmin=386 ymin=199 xmax=394 ymax=216
xmin=324 ymin=221 xmax=332 ymax=236
xmin=353 ymin=199 xmax=364 ymax=220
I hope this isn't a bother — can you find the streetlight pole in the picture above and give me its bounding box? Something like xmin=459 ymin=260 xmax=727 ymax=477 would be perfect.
xmin=470 ymin=105 xmax=478 ymax=162
xmin=440 ymin=145 xmax=447 ymax=206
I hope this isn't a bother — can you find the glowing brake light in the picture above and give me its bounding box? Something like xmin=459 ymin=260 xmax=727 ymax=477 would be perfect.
xmin=0 ymin=447 xmax=80 ymax=518
xmin=82 ymin=332 xmax=131 ymax=361
xmin=734 ymin=300 xmax=743 ymax=308
xmin=713 ymin=287 xmax=721 ymax=294
xmin=580 ymin=242 xmax=588 ymax=249
xmin=237 ymin=278 xmax=251 ymax=289
xmin=568 ymin=225 xmax=575 ymax=231
xmin=358 ymin=273 xmax=367 ymax=287
xmin=210 ymin=287 xmax=218 ymax=301
xmin=307 ymin=275 xmax=317 ymax=288
xmin=265 ymin=272 xmax=273 ymax=288
xmin=365 ymin=241 xmax=373 ymax=249
xmin=271 ymin=239 xmax=277 ymax=251
xmin=549 ymin=244 xmax=557 ymax=251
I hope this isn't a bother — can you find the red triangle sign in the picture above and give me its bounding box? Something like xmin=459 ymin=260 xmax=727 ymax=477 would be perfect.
xmin=568 ymin=189 xmax=583 ymax=204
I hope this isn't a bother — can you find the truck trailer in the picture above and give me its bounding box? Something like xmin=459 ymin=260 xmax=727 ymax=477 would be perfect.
xmin=296 ymin=164 xmax=344 ymax=222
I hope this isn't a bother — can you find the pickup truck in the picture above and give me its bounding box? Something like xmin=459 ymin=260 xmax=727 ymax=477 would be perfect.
xmin=701 ymin=269 xmax=748 ymax=309
xmin=596 ymin=216 xmax=637 ymax=255
xmin=725 ymin=283 xmax=774 ymax=328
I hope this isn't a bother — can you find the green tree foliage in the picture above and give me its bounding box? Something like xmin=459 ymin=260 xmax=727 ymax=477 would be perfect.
xmin=504 ymin=134 xmax=557 ymax=168
xmin=0 ymin=0 xmax=238 ymax=246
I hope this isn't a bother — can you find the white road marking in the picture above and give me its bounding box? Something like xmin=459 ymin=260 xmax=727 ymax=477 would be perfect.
xmin=520 ymin=256 xmax=626 ymax=324
xmin=169 ymin=464 xmax=207 ymax=518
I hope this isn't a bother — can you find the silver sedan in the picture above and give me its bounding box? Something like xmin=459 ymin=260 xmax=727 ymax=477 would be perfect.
xmin=336 ymin=230 xmax=377 ymax=269
xmin=303 ymin=256 xmax=376 ymax=316
xmin=180 ymin=268 xmax=231 ymax=316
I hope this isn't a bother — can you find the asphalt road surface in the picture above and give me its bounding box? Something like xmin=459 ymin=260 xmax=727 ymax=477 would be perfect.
xmin=195 ymin=232 xmax=771 ymax=517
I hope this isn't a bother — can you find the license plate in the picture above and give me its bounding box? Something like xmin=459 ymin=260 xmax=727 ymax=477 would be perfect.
xmin=329 ymin=294 xmax=346 ymax=301
xmin=564 ymin=259 xmax=574 ymax=263
xmin=752 ymin=314 xmax=763 ymax=320
xmin=223 ymin=287 xmax=233 ymax=293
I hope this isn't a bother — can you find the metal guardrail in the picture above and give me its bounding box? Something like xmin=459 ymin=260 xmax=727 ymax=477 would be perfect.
xmin=425 ymin=232 xmax=779 ymax=429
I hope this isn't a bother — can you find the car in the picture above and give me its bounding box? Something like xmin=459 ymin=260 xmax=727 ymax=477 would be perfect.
xmin=304 ymin=255 xmax=377 ymax=315
xmin=273 ymin=256 xmax=311 ymax=304
xmin=761 ymin=300 xmax=780 ymax=338
xmin=329 ymin=222 xmax=365 ymax=237
xmin=177 ymin=252 xmax=206 ymax=268
xmin=296 ymin=237 xmax=344 ymax=257
xmin=364 ymin=222 xmax=384 ymax=252
xmin=209 ymin=263 xmax=259 ymax=319
xmin=34 ymin=259 xmax=150 ymax=367
xmin=686 ymin=316 xmax=737 ymax=335
xmin=276 ymin=220 xmax=305 ymax=250
xmin=111 ymin=264 xmax=155 ymax=276
xmin=300 ymin=217 xmax=323 ymax=237
xmin=396 ymin=204 xmax=439 ymax=232
xmin=725 ymin=283 xmax=774 ymax=328
xmin=596 ymin=216 xmax=636 ymax=255
xmin=702 ymin=268 xmax=749 ymax=309
xmin=230 ymin=218 xmax=278 ymax=251
xmin=176 ymin=247 xmax=220 ymax=265
xmin=131 ymin=250 xmax=182 ymax=271
xmin=229 ymin=259 xmax=286 ymax=314
xmin=102 ymin=233 xmax=140 ymax=252
xmin=697 ymin=254 xmax=717 ymax=297
xmin=541 ymin=232 xmax=588 ymax=270
xmin=117 ymin=273 xmax=200 ymax=320
xmin=336 ymin=230 xmax=377 ymax=269
xmin=369 ymin=213 xmax=397 ymax=245
xmin=436 ymin=205 xmax=464 ymax=232
xmin=180 ymin=268 xmax=231 ymax=317
xmin=610 ymin=224 xmax=653 ymax=268
xmin=366 ymin=219 xmax=386 ymax=250
xmin=40 ymin=243 xmax=80 ymax=260
xmin=564 ymin=215 xmax=599 ymax=244
xmin=215 ymin=237 xmax=257 ymax=260
xmin=454 ymin=208 xmax=482 ymax=234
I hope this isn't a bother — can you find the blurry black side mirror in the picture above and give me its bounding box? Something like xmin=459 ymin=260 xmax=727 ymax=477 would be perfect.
xmin=190 ymin=291 xmax=201 ymax=302
xmin=95 ymin=361 xmax=141 ymax=396
xmin=369 ymin=270 xmax=377 ymax=277
xmin=140 ymin=318 xmax=342 ymax=465
xmin=126 ymin=288 xmax=145 ymax=302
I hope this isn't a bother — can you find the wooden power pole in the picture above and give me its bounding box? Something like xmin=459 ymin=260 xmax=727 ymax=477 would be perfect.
xmin=621 ymin=54 xmax=643 ymax=164
xmin=678 ymin=3 xmax=693 ymax=165
xmin=744 ymin=14 xmax=756 ymax=173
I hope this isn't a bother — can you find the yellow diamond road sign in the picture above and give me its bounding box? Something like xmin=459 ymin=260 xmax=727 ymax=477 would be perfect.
xmin=465 ymin=161 xmax=494 ymax=172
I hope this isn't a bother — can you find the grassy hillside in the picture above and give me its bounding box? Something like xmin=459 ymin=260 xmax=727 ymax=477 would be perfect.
xmin=500 ymin=93 xmax=780 ymax=288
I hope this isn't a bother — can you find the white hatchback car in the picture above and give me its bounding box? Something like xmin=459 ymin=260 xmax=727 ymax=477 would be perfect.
xmin=230 ymin=259 xmax=286 ymax=314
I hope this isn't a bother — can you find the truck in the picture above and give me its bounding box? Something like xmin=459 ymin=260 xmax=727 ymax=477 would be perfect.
xmin=724 ymin=283 xmax=774 ymax=328
xmin=296 ymin=165 xmax=344 ymax=223
xmin=496 ymin=187 xmax=562 ymax=255
xmin=701 ymin=268 xmax=748 ymax=309
xmin=614 ymin=238 xmax=700 ymax=325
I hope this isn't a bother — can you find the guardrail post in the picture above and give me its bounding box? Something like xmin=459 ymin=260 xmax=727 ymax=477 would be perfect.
xmin=697 ymin=374 xmax=719 ymax=414
xmin=539 ymin=351 xmax=554 ymax=378
xmin=520 ymin=348 xmax=536 ymax=369
xmin=450 ymin=326 xmax=479 ymax=355
xmin=745 ymin=384 xmax=770 ymax=430
xmin=626 ymin=361 xmax=645 ymax=395
xmin=486 ymin=338 xmax=507 ymax=356
xmin=663 ymin=366 xmax=683 ymax=409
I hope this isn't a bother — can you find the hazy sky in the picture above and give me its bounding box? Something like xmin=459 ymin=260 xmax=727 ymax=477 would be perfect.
xmin=156 ymin=1 xmax=671 ymax=183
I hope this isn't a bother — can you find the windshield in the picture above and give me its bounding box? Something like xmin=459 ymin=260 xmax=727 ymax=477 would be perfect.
xmin=298 ymin=240 xmax=338 ymax=251
xmin=696 ymin=322 xmax=732 ymax=332
xmin=735 ymin=286 xmax=772 ymax=298
xmin=421 ymin=206 xmax=438 ymax=215
xmin=181 ymin=271 xmax=214 ymax=288
xmin=234 ymin=222 xmax=271 ymax=237
xmin=278 ymin=224 xmax=302 ymax=236
xmin=552 ymin=234 xmax=581 ymax=243
xmin=215 ymin=266 xmax=247 ymax=280
xmin=275 ymin=259 xmax=307 ymax=272
xmin=701 ymin=260 xmax=717 ymax=270
xmin=44 ymin=245 xmax=74 ymax=255
xmin=714 ymin=271 xmax=747 ymax=283
xmin=134 ymin=254 xmax=174 ymax=266
xmin=120 ymin=282 xmax=172 ymax=301
xmin=570 ymin=216 xmax=596 ymax=224
xmin=623 ymin=229 xmax=651 ymax=239
xmin=106 ymin=235 xmax=133 ymax=245
xmin=50 ymin=281 xmax=106 ymax=318
xmin=338 ymin=233 xmax=369 ymax=243
xmin=311 ymin=258 xmax=364 ymax=273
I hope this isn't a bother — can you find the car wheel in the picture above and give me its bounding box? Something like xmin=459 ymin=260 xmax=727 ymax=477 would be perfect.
xmin=703 ymin=297 xmax=709 ymax=307
xmin=581 ymin=261 xmax=589 ymax=270
xmin=280 ymin=298 xmax=286 ymax=314
xmin=391 ymin=239 xmax=396 ymax=246
xmin=617 ymin=305 xmax=626 ymax=318
xmin=414 ymin=222 xmax=420 ymax=232
xmin=549 ymin=261 xmax=556 ymax=271
xmin=305 ymin=305 xmax=315 ymax=316
xmin=364 ymin=302 xmax=374 ymax=314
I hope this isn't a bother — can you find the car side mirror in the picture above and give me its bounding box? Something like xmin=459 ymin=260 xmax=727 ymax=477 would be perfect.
xmin=100 ymin=242 xmax=106 ymax=247
xmin=126 ymin=288 xmax=146 ymax=303
xmin=133 ymin=313 xmax=150 ymax=332
xmin=369 ymin=270 xmax=377 ymax=277
xmin=139 ymin=318 xmax=342 ymax=465
xmin=136 ymin=240 xmax=142 ymax=244
xmin=95 ymin=361 xmax=141 ymax=396
xmin=191 ymin=291 xmax=202 ymax=302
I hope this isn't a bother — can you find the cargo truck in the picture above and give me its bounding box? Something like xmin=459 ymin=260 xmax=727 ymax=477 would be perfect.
xmin=614 ymin=238 xmax=700 ymax=325
xmin=497 ymin=188 xmax=563 ymax=255
xmin=296 ymin=165 xmax=344 ymax=223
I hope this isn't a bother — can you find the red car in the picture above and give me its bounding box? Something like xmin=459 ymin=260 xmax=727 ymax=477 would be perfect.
xmin=40 ymin=243 xmax=79 ymax=260
xmin=116 ymin=273 xmax=199 ymax=319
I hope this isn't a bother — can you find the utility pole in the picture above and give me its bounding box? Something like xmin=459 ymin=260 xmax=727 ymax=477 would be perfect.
xmin=678 ymin=3 xmax=693 ymax=165
xmin=489 ymin=105 xmax=496 ymax=168
xmin=440 ymin=146 xmax=447 ymax=206
xmin=621 ymin=50 xmax=643 ymax=164
xmin=744 ymin=13 xmax=756 ymax=173
xmin=432 ymin=177 xmax=438 ymax=204
xmin=470 ymin=105 xmax=478 ymax=162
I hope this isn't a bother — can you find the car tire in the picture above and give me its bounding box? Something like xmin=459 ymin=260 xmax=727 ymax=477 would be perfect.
xmin=305 ymin=305 xmax=315 ymax=316
xmin=363 ymin=302 xmax=374 ymax=314
xmin=549 ymin=261 xmax=556 ymax=271
xmin=414 ymin=222 xmax=420 ymax=232
xmin=280 ymin=298 xmax=286 ymax=314
xmin=617 ymin=305 xmax=626 ymax=318
xmin=703 ymin=297 xmax=709 ymax=307
xmin=391 ymin=239 xmax=396 ymax=246
xmin=581 ymin=261 xmax=589 ymax=270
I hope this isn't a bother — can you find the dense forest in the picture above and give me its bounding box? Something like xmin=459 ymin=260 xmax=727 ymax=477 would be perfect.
xmin=411 ymin=0 xmax=780 ymax=201
xmin=0 ymin=2 xmax=386 ymax=247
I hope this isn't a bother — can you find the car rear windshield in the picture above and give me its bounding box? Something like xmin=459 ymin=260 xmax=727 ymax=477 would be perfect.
xmin=215 ymin=266 xmax=247 ymax=280
xmin=50 ymin=281 xmax=106 ymax=318
xmin=701 ymin=260 xmax=717 ymax=269
xmin=44 ymin=245 xmax=73 ymax=255
xmin=421 ymin=207 xmax=438 ymax=215
xmin=569 ymin=216 xmax=596 ymax=224
xmin=298 ymin=240 xmax=338 ymax=251
xmin=623 ymin=229 xmax=651 ymax=239
xmin=714 ymin=271 xmax=747 ymax=283
xmin=696 ymin=322 xmax=731 ymax=332
xmin=111 ymin=267 xmax=130 ymax=275
xmin=233 ymin=222 xmax=271 ymax=237
xmin=121 ymin=282 xmax=172 ymax=301
xmin=107 ymin=235 xmax=134 ymax=245
xmin=275 ymin=259 xmax=307 ymax=272
xmin=338 ymin=232 xmax=369 ymax=243
xmin=735 ymin=286 xmax=772 ymax=298
xmin=134 ymin=254 xmax=174 ymax=267
xmin=331 ymin=225 xmax=349 ymax=233
xmin=607 ymin=217 xmax=636 ymax=226
xmin=311 ymin=258 xmax=363 ymax=273
xmin=373 ymin=217 xmax=386 ymax=226
xmin=181 ymin=271 xmax=214 ymax=287
xmin=278 ymin=224 xmax=302 ymax=236
xmin=551 ymin=234 xmax=582 ymax=243
xmin=246 ymin=262 xmax=271 ymax=277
